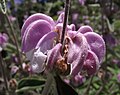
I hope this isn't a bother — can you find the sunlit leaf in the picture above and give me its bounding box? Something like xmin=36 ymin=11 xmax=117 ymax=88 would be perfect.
xmin=16 ymin=78 xmax=45 ymax=93
xmin=0 ymin=0 xmax=6 ymax=14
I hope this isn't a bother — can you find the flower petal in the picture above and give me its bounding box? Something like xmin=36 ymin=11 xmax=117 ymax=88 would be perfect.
xmin=55 ymin=23 xmax=72 ymax=32
xmin=21 ymin=13 xmax=55 ymax=37
xmin=56 ymin=12 xmax=64 ymax=24
xmin=22 ymin=20 xmax=52 ymax=53
xmin=46 ymin=43 xmax=62 ymax=70
xmin=69 ymin=24 xmax=76 ymax=31
xmin=35 ymin=32 xmax=58 ymax=53
xmin=78 ymin=25 xmax=93 ymax=34
xmin=82 ymin=50 xmax=99 ymax=76
xmin=30 ymin=48 xmax=47 ymax=73
xmin=67 ymin=30 xmax=77 ymax=38
xmin=68 ymin=33 xmax=89 ymax=76
xmin=26 ymin=49 xmax=34 ymax=61
xmin=70 ymin=74 xmax=86 ymax=87
xmin=84 ymin=32 xmax=106 ymax=63
xmin=0 ymin=33 xmax=8 ymax=45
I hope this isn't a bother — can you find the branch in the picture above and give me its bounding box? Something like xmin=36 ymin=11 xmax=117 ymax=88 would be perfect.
xmin=0 ymin=53 xmax=9 ymax=92
xmin=61 ymin=0 xmax=71 ymax=45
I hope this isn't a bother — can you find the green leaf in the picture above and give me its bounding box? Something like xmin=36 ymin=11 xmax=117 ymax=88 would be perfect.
xmin=5 ymin=43 xmax=16 ymax=53
xmin=0 ymin=0 xmax=6 ymax=14
xmin=16 ymin=85 xmax=44 ymax=93
xmin=106 ymin=18 xmax=114 ymax=32
xmin=88 ymin=4 xmax=100 ymax=7
xmin=113 ymin=20 xmax=120 ymax=31
xmin=16 ymin=78 xmax=45 ymax=93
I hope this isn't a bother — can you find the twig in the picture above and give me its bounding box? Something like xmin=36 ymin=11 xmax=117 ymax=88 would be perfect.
xmin=41 ymin=73 xmax=53 ymax=95
xmin=1 ymin=14 xmax=14 ymax=44
xmin=110 ymin=0 xmax=113 ymax=13
xmin=61 ymin=0 xmax=71 ymax=45
xmin=95 ymin=85 xmax=104 ymax=95
xmin=4 ymin=13 xmax=23 ymax=70
xmin=42 ymin=0 xmax=71 ymax=95
xmin=0 ymin=53 xmax=9 ymax=93
xmin=101 ymin=8 xmax=104 ymax=33
xmin=83 ymin=75 xmax=94 ymax=95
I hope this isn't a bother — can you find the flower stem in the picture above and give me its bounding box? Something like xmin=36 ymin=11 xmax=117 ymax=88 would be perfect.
xmin=61 ymin=0 xmax=71 ymax=45
xmin=95 ymin=84 xmax=104 ymax=95
xmin=41 ymin=73 xmax=53 ymax=95
xmin=4 ymin=13 xmax=23 ymax=70
xmin=83 ymin=75 xmax=94 ymax=95
xmin=0 ymin=52 xmax=9 ymax=93
xmin=1 ymin=14 xmax=14 ymax=44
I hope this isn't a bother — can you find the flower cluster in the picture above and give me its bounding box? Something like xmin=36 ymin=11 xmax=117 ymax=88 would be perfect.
xmin=21 ymin=13 xmax=105 ymax=85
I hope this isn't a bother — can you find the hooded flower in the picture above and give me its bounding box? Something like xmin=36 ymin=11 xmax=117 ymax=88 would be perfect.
xmin=21 ymin=13 xmax=59 ymax=73
xmin=21 ymin=12 xmax=106 ymax=79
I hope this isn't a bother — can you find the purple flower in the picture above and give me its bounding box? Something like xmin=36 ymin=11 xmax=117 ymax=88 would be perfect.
xmin=21 ymin=12 xmax=106 ymax=78
xmin=7 ymin=0 xmax=24 ymax=9
xmin=21 ymin=13 xmax=58 ymax=73
xmin=8 ymin=16 xmax=16 ymax=22
xmin=72 ymin=13 xmax=79 ymax=23
xmin=84 ymin=32 xmax=106 ymax=63
xmin=67 ymin=32 xmax=89 ymax=76
xmin=78 ymin=25 xmax=93 ymax=34
xmin=11 ymin=66 xmax=19 ymax=75
xmin=78 ymin=0 xmax=86 ymax=5
xmin=103 ymin=33 xmax=116 ymax=48
xmin=64 ymin=74 xmax=86 ymax=87
xmin=11 ymin=54 xmax=18 ymax=64
xmin=31 ymin=0 xmax=37 ymax=3
xmin=56 ymin=12 xmax=64 ymax=24
xmin=0 ymin=33 xmax=8 ymax=51
xmin=37 ymin=0 xmax=48 ymax=3
xmin=14 ymin=0 xmax=24 ymax=5
xmin=70 ymin=74 xmax=86 ymax=87
xmin=7 ymin=0 xmax=24 ymax=16
xmin=112 ymin=59 xmax=120 ymax=68
xmin=82 ymin=50 xmax=99 ymax=76
xmin=117 ymin=73 xmax=120 ymax=83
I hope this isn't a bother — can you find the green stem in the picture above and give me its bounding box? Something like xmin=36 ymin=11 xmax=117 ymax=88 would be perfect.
xmin=83 ymin=75 xmax=94 ymax=95
xmin=1 ymin=14 xmax=14 ymax=44
xmin=53 ymin=78 xmax=58 ymax=95
xmin=95 ymin=84 xmax=104 ymax=95
xmin=41 ymin=73 xmax=53 ymax=95
xmin=0 ymin=53 xmax=9 ymax=93
xmin=4 ymin=13 xmax=23 ymax=70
